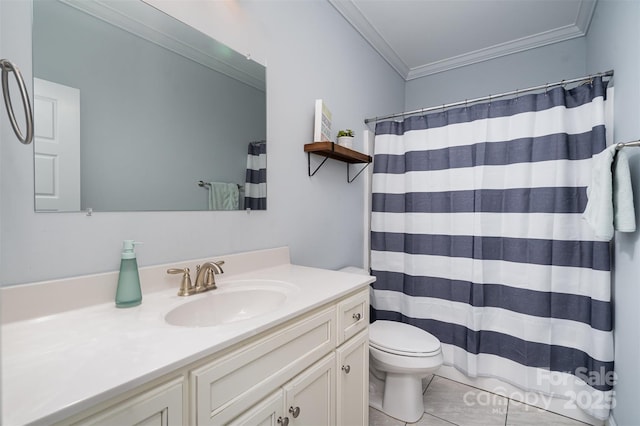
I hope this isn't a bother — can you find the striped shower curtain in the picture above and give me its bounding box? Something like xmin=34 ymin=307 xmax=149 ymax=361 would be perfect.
xmin=370 ymin=77 xmax=613 ymax=420
xmin=244 ymin=140 xmax=266 ymax=210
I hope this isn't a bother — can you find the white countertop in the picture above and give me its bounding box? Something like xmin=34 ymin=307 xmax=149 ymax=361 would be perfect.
xmin=2 ymin=263 xmax=374 ymax=425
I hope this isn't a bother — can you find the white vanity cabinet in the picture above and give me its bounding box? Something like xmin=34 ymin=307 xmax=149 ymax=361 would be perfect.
xmin=69 ymin=377 xmax=185 ymax=426
xmin=227 ymin=390 xmax=284 ymax=425
xmin=229 ymin=352 xmax=335 ymax=426
xmin=336 ymin=290 xmax=369 ymax=426
xmin=229 ymin=353 xmax=335 ymax=426
xmin=337 ymin=289 xmax=369 ymax=345
xmin=283 ymin=353 xmax=336 ymax=425
xmin=191 ymin=306 xmax=337 ymax=424
xmin=51 ymin=287 xmax=369 ymax=426
xmin=193 ymin=288 xmax=369 ymax=426
xmin=336 ymin=330 xmax=369 ymax=426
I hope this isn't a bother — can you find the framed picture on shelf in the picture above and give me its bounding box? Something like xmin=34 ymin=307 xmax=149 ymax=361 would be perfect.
xmin=313 ymin=99 xmax=332 ymax=142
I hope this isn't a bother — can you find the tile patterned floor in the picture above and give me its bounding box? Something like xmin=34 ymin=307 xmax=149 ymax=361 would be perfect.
xmin=370 ymin=375 xmax=591 ymax=426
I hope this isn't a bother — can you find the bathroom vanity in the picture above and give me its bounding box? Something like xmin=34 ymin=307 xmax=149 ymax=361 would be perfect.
xmin=1 ymin=248 xmax=374 ymax=425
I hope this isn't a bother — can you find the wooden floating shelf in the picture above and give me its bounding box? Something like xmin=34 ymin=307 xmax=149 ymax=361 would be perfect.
xmin=304 ymin=142 xmax=372 ymax=164
xmin=303 ymin=142 xmax=372 ymax=183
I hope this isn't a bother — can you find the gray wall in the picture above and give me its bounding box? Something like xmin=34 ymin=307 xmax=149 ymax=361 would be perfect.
xmin=585 ymin=1 xmax=640 ymax=424
xmin=404 ymin=37 xmax=587 ymax=111
xmin=0 ymin=1 xmax=4 ymax=419
xmin=32 ymin=1 xmax=265 ymax=211
xmin=0 ymin=0 xmax=404 ymax=285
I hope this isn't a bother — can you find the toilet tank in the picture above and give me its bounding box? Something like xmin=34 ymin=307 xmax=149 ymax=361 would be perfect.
xmin=339 ymin=266 xmax=370 ymax=275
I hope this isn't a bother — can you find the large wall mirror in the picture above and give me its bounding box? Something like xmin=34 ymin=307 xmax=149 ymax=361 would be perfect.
xmin=32 ymin=0 xmax=267 ymax=212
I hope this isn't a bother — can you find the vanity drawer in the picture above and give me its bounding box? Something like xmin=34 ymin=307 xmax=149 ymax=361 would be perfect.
xmin=337 ymin=289 xmax=369 ymax=345
xmin=191 ymin=306 xmax=336 ymax=425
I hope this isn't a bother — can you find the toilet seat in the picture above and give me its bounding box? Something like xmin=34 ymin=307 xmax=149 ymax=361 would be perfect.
xmin=370 ymin=320 xmax=441 ymax=357
xmin=370 ymin=341 xmax=441 ymax=357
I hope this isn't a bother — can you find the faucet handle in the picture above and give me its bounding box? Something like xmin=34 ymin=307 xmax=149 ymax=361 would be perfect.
xmin=167 ymin=267 xmax=195 ymax=296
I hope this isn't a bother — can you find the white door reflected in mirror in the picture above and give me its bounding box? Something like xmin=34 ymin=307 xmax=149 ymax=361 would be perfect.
xmin=34 ymin=78 xmax=80 ymax=212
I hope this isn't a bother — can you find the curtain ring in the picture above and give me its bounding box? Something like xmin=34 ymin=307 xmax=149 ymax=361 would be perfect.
xmin=545 ymin=83 xmax=549 ymax=95
xmin=465 ymin=99 xmax=468 ymax=108
xmin=515 ymin=89 xmax=519 ymax=101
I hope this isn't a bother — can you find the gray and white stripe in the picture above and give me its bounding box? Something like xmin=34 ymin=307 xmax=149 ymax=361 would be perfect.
xmin=244 ymin=140 xmax=266 ymax=210
xmin=370 ymin=78 xmax=613 ymax=420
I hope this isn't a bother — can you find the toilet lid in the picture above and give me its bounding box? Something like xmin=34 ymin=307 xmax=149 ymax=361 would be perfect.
xmin=370 ymin=320 xmax=441 ymax=356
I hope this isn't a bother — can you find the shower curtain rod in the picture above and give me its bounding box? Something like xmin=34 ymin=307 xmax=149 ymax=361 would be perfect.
xmin=616 ymin=140 xmax=640 ymax=150
xmin=364 ymin=70 xmax=614 ymax=124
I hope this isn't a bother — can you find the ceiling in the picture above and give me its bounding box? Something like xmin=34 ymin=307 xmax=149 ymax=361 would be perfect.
xmin=329 ymin=0 xmax=597 ymax=81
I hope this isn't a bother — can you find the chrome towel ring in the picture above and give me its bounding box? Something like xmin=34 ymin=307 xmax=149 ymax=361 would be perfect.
xmin=1 ymin=59 xmax=33 ymax=145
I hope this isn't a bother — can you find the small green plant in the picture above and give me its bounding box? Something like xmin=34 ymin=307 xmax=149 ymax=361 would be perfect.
xmin=337 ymin=129 xmax=354 ymax=138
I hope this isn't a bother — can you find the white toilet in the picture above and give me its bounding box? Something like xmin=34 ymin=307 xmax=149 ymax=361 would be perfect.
xmin=338 ymin=267 xmax=443 ymax=422
xmin=369 ymin=320 xmax=443 ymax=422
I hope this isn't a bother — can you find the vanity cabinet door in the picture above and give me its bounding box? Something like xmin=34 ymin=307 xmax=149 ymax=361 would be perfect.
xmin=72 ymin=377 xmax=184 ymax=426
xmin=228 ymin=391 xmax=285 ymax=426
xmin=192 ymin=307 xmax=336 ymax=425
xmin=336 ymin=330 xmax=369 ymax=426
xmin=283 ymin=353 xmax=336 ymax=426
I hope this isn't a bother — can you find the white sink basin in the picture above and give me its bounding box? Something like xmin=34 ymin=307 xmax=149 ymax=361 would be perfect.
xmin=164 ymin=280 xmax=296 ymax=327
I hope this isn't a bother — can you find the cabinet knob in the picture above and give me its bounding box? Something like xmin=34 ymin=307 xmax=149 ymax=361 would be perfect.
xmin=289 ymin=406 xmax=301 ymax=418
xmin=277 ymin=416 xmax=289 ymax=425
xmin=342 ymin=364 xmax=351 ymax=374
xmin=352 ymin=312 xmax=362 ymax=321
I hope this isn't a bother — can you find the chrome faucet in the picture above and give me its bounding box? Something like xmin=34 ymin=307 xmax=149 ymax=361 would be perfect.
xmin=166 ymin=260 xmax=224 ymax=296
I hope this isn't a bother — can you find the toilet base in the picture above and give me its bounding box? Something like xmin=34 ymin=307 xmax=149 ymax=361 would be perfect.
xmin=369 ymin=370 xmax=430 ymax=423
xmin=382 ymin=373 xmax=425 ymax=422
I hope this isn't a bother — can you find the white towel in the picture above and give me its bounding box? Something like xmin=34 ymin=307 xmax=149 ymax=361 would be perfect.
xmin=208 ymin=182 xmax=239 ymax=211
xmin=583 ymin=145 xmax=636 ymax=240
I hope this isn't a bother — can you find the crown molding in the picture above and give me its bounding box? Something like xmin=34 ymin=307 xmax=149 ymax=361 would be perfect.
xmin=328 ymin=0 xmax=409 ymax=79
xmin=575 ymin=0 xmax=598 ymax=34
xmin=406 ymin=24 xmax=587 ymax=80
xmin=59 ymin=0 xmax=265 ymax=91
xmin=331 ymin=0 xmax=597 ymax=81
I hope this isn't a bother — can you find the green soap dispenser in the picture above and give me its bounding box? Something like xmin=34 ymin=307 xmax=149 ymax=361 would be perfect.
xmin=115 ymin=240 xmax=143 ymax=308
